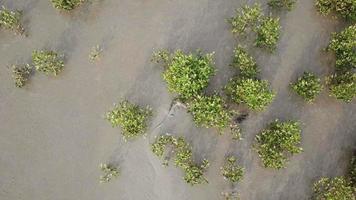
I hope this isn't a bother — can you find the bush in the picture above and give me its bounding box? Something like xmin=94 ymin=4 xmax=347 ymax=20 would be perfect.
xmin=106 ymin=100 xmax=152 ymax=140
xmin=187 ymin=94 xmax=234 ymax=131
xmin=51 ymin=0 xmax=83 ymax=10
xmin=225 ymin=78 xmax=275 ymax=111
xmin=255 ymin=120 xmax=302 ymax=169
xmin=313 ymin=177 xmax=355 ymax=200
xmin=327 ymin=25 xmax=356 ymax=72
xmin=327 ymin=71 xmax=356 ymax=102
xmin=32 ymin=50 xmax=64 ymax=76
xmin=255 ymin=17 xmax=281 ymax=51
xmin=152 ymin=50 xmax=215 ymax=100
xmin=315 ymin=0 xmax=356 ymax=21
xmin=183 ymin=160 xmax=209 ymax=185
xmin=12 ymin=64 xmax=32 ymax=88
xmin=221 ymin=156 xmax=244 ymax=183
xmin=268 ymin=0 xmax=296 ymax=11
xmin=227 ymin=3 xmax=262 ymax=36
xmin=291 ymin=72 xmax=323 ymax=102
xmin=99 ymin=163 xmax=119 ymax=183
xmin=232 ymin=46 xmax=259 ymax=78
xmin=0 ymin=6 xmax=24 ymax=35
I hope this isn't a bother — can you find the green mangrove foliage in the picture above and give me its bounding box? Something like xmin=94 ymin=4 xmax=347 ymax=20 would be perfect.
xmin=99 ymin=163 xmax=119 ymax=183
xmin=0 ymin=6 xmax=24 ymax=34
xmin=312 ymin=177 xmax=355 ymax=200
xmin=232 ymin=46 xmax=260 ymax=78
xmin=32 ymin=50 xmax=64 ymax=76
xmin=12 ymin=64 xmax=32 ymax=88
xmin=291 ymin=72 xmax=323 ymax=103
xmin=315 ymin=0 xmax=356 ymax=21
xmin=225 ymin=78 xmax=275 ymax=111
xmin=227 ymin=3 xmax=262 ymax=36
xmin=187 ymin=94 xmax=234 ymax=131
xmin=327 ymin=24 xmax=355 ymax=72
xmin=106 ymin=100 xmax=152 ymax=140
xmin=255 ymin=17 xmax=281 ymax=51
xmin=268 ymin=0 xmax=297 ymax=11
xmin=152 ymin=50 xmax=215 ymax=100
xmin=255 ymin=120 xmax=302 ymax=169
xmin=151 ymin=134 xmax=209 ymax=185
xmin=51 ymin=0 xmax=83 ymax=11
xmin=221 ymin=156 xmax=244 ymax=183
xmin=349 ymin=154 xmax=356 ymax=187
xmin=327 ymin=71 xmax=356 ymax=102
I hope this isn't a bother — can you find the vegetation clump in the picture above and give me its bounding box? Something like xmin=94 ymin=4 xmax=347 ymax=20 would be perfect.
xmin=152 ymin=50 xmax=215 ymax=100
xmin=12 ymin=64 xmax=32 ymax=88
xmin=291 ymin=72 xmax=323 ymax=103
xmin=225 ymin=78 xmax=275 ymax=111
xmin=327 ymin=71 xmax=356 ymax=102
xmin=106 ymin=100 xmax=152 ymax=140
xmin=187 ymin=94 xmax=234 ymax=131
xmin=232 ymin=46 xmax=259 ymax=78
xmin=315 ymin=0 xmax=356 ymax=21
xmin=99 ymin=163 xmax=119 ymax=183
xmin=227 ymin=3 xmax=262 ymax=36
xmin=312 ymin=177 xmax=355 ymax=200
xmin=268 ymin=0 xmax=296 ymax=11
xmin=32 ymin=50 xmax=64 ymax=76
xmin=51 ymin=0 xmax=83 ymax=11
xmin=221 ymin=156 xmax=244 ymax=183
xmin=255 ymin=17 xmax=281 ymax=51
xmin=349 ymin=153 xmax=356 ymax=187
xmin=255 ymin=120 xmax=302 ymax=169
xmin=0 ymin=6 xmax=24 ymax=34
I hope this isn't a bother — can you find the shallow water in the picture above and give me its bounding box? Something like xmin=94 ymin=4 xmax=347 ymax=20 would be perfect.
xmin=0 ymin=0 xmax=355 ymax=200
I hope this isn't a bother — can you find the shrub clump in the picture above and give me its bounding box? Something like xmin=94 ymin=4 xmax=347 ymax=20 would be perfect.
xmin=225 ymin=78 xmax=275 ymax=111
xmin=187 ymin=94 xmax=234 ymax=131
xmin=221 ymin=156 xmax=244 ymax=183
xmin=151 ymin=134 xmax=209 ymax=185
xmin=99 ymin=163 xmax=119 ymax=183
xmin=51 ymin=0 xmax=83 ymax=11
xmin=315 ymin=0 xmax=356 ymax=21
xmin=106 ymin=100 xmax=152 ymax=140
xmin=255 ymin=17 xmax=281 ymax=51
xmin=291 ymin=72 xmax=323 ymax=103
xmin=0 ymin=6 xmax=24 ymax=34
xmin=152 ymin=50 xmax=215 ymax=100
xmin=32 ymin=50 xmax=64 ymax=76
xmin=268 ymin=0 xmax=296 ymax=11
xmin=312 ymin=177 xmax=355 ymax=200
xmin=232 ymin=46 xmax=259 ymax=78
xmin=327 ymin=71 xmax=356 ymax=102
xmin=327 ymin=24 xmax=356 ymax=72
xmin=12 ymin=64 xmax=32 ymax=88
xmin=255 ymin=120 xmax=302 ymax=169
xmin=227 ymin=3 xmax=262 ymax=36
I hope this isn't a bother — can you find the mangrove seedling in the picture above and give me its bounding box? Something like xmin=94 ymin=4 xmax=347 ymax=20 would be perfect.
xmin=327 ymin=71 xmax=356 ymax=102
xmin=315 ymin=0 xmax=356 ymax=21
xmin=183 ymin=160 xmax=209 ymax=185
xmin=227 ymin=3 xmax=262 ymax=36
xmin=255 ymin=17 xmax=281 ymax=51
xmin=99 ymin=163 xmax=119 ymax=183
xmin=89 ymin=45 xmax=103 ymax=62
xmin=187 ymin=94 xmax=234 ymax=131
xmin=106 ymin=100 xmax=152 ymax=140
xmin=221 ymin=156 xmax=244 ymax=183
xmin=152 ymin=49 xmax=215 ymax=100
xmin=291 ymin=72 xmax=323 ymax=103
xmin=268 ymin=0 xmax=297 ymax=11
xmin=232 ymin=46 xmax=260 ymax=79
xmin=349 ymin=153 xmax=356 ymax=187
xmin=0 ymin=6 xmax=24 ymax=35
xmin=51 ymin=0 xmax=84 ymax=11
xmin=230 ymin=123 xmax=242 ymax=140
xmin=225 ymin=78 xmax=275 ymax=111
xmin=312 ymin=177 xmax=355 ymax=200
xmin=32 ymin=50 xmax=64 ymax=76
xmin=12 ymin=64 xmax=32 ymax=88
xmin=255 ymin=120 xmax=302 ymax=169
